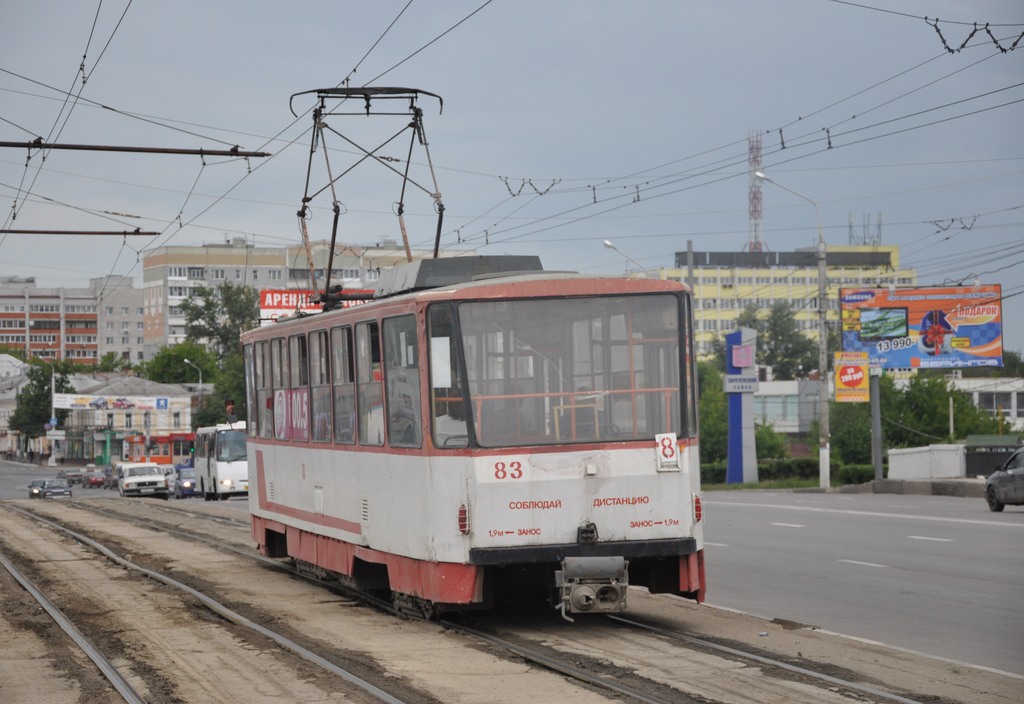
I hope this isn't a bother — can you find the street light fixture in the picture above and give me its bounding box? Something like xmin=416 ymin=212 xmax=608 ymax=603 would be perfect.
xmin=183 ymin=358 xmax=203 ymax=410
xmin=754 ymin=170 xmax=830 ymax=490
xmin=602 ymin=239 xmax=647 ymax=274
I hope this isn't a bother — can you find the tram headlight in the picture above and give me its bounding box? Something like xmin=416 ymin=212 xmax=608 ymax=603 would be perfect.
xmin=220 ymin=479 xmax=233 ymax=487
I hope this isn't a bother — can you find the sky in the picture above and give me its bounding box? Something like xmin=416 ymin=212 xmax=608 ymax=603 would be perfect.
xmin=2 ymin=1 xmax=1022 ymax=352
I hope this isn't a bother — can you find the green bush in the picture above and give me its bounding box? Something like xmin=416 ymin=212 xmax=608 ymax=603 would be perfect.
xmin=758 ymin=457 xmax=820 ymax=480
xmin=838 ymin=464 xmax=879 ymax=485
xmin=701 ymin=463 xmax=726 ymax=485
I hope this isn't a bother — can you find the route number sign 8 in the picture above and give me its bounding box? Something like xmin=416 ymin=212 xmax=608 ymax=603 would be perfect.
xmin=655 ymin=432 xmax=679 ymax=471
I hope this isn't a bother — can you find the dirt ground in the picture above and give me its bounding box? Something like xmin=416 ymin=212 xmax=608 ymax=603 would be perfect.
xmin=1 ymin=499 xmax=1020 ymax=704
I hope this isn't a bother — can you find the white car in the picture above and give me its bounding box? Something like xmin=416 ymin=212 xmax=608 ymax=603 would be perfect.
xmin=117 ymin=462 xmax=169 ymax=499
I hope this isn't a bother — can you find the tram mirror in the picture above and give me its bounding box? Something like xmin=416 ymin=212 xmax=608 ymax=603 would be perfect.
xmin=430 ymin=337 xmax=452 ymax=388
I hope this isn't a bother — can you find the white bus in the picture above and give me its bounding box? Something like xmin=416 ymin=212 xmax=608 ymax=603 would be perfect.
xmin=194 ymin=422 xmax=249 ymax=501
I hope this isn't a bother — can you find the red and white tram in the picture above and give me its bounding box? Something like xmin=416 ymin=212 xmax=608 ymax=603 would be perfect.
xmin=242 ymin=256 xmax=705 ymax=618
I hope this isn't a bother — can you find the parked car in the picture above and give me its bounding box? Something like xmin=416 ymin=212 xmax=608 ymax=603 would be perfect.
xmin=117 ymin=462 xmax=169 ymax=499
xmin=57 ymin=468 xmax=85 ymax=486
xmin=986 ymin=448 xmax=1024 ymax=512
xmin=28 ymin=478 xmax=47 ymax=498
xmin=36 ymin=479 xmax=73 ymax=499
xmin=174 ymin=467 xmax=198 ymax=499
xmin=84 ymin=471 xmax=106 ymax=488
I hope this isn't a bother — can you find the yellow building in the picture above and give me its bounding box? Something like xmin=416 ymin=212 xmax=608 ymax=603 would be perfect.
xmin=653 ymin=245 xmax=916 ymax=357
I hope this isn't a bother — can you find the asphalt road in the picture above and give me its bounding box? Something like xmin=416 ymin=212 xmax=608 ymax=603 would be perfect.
xmin=703 ymin=490 xmax=1024 ymax=676
xmin=3 ymin=460 xmax=1021 ymax=677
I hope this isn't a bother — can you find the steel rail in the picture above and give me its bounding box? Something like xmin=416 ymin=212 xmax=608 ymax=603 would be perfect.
xmin=0 ymin=548 xmax=147 ymax=704
xmin=7 ymin=505 xmax=407 ymax=704
xmin=607 ymin=614 xmax=924 ymax=704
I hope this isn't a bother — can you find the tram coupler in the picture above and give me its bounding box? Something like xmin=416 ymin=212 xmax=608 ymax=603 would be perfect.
xmin=555 ymin=556 xmax=628 ymax=622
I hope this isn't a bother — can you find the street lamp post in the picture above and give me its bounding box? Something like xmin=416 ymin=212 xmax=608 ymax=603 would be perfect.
xmin=754 ymin=171 xmax=830 ymax=490
xmin=603 ymin=239 xmax=647 ymax=274
xmin=35 ymin=356 xmax=56 ymax=466
xmin=183 ymin=359 xmax=203 ymax=416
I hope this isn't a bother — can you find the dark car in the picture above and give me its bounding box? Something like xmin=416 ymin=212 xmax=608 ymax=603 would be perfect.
xmin=174 ymin=467 xmax=198 ymax=499
xmin=89 ymin=397 xmax=108 ymax=409
xmin=28 ymin=478 xmax=47 ymax=499
xmin=986 ymin=448 xmax=1024 ymax=512
xmin=39 ymin=479 xmax=72 ymax=499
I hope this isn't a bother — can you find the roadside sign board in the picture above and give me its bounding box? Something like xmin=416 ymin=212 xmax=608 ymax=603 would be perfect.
xmin=835 ymin=351 xmax=869 ymax=403
xmin=724 ymin=374 xmax=758 ymax=394
xmin=840 ymin=285 xmax=1003 ymax=369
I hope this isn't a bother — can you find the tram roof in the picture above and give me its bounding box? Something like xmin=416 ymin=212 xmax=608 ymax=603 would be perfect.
xmin=373 ymin=255 xmax=544 ymax=297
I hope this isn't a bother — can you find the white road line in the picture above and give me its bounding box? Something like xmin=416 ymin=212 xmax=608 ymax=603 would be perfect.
xmin=770 ymin=522 xmax=805 ymax=528
xmin=908 ymin=535 xmax=953 ymax=542
xmin=838 ymin=559 xmax=887 ymax=568
xmin=703 ymin=541 xmax=729 ymax=547
xmin=707 ymin=500 xmax=1021 ymax=528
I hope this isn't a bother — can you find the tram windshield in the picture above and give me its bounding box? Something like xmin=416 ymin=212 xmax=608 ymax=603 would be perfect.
xmin=430 ymin=293 xmax=689 ymax=448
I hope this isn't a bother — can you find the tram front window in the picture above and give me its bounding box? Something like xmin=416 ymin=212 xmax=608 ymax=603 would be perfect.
xmin=452 ymin=294 xmax=683 ymax=448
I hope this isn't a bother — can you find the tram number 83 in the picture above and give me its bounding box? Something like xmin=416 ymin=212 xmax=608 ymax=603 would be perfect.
xmin=494 ymin=461 xmax=523 ymax=480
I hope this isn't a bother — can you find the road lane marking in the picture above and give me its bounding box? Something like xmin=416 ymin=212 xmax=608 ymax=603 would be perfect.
xmin=703 ymin=541 xmax=729 ymax=547
xmin=706 ymin=501 xmax=1021 ymax=528
xmin=838 ymin=559 xmax=887 ymax=568
xmin=908 ymin=535 xmax=953 ymax=542
xmin=770 ymin=522 xmax=805 ymax=528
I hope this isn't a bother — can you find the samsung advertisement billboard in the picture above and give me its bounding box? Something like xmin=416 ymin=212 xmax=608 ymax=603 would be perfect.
xmin=840 ymin=285 xmax=1003 ymax=370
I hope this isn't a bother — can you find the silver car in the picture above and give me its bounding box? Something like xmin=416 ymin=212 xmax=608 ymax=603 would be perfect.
xmin=986 ymin=448 xmax=1024 ymax=512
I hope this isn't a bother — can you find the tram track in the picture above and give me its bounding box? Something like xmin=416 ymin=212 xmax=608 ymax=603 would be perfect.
xmin=2 ymin=499 xmax=1014 ymax=704
xmin=71 ymin=501 xmax=940 ymax=703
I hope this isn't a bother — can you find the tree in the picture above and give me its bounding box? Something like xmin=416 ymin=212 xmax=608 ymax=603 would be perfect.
xmin=139 ymin=341 xmax=215 ymax=385
xmin=830 ymin=392 xmax=876 ymax=465
xmin=178 ymin=281 xmax=259 ymax=363
xmin=8 ymin=360 xmax=75 ymax=438
xmin=755 ymin=423 xmax=787 ymax=459
xmin=97 ymin=352 xmax=130 ymax=372
xmin=730 ymin=303 xmax=818 ymax=380
xmin=696 ymin=361 xmax=727 ymax=463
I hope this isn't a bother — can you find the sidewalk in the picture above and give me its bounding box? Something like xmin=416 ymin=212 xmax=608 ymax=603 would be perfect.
xmin=839 ymin=477 xmax=987 ymax=499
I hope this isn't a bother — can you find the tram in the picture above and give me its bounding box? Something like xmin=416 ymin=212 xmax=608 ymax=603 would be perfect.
xmin=242 ymin=256 xmax=705 ymax=618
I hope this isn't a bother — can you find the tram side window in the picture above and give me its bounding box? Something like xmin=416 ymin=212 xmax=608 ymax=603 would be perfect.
xmin=310 ymin=330 xmax=332 ymax=443
xmin=243 ymin=343 xmax=257 ymax=436
xmin=331 ymin=326 xmax=356 ymax=444
xmin=356 ymin=321 xmax=384 ymax=446
xmin=428 ymin=304 xmax=468 ymax=448
xmin=288 ymin=334 xmax=310 ymax=442
xmin=384 ymin=314 xmax=421 ymax=448
xmin=271 ymin=337 xmax=288 ymax=440
xmin=257 ymin=341 xmax=274 ymax=439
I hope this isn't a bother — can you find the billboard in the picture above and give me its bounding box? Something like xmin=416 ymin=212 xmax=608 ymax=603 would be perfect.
xmin=840 ymin=285 xmax=1003 ymax=369
xmin=53 ymin=394 xmax=186 ymax=411
xmin=834 ymin=351 xmax=869 ymax=403
xmin=259 ymin=288 xmax=373 ymax=324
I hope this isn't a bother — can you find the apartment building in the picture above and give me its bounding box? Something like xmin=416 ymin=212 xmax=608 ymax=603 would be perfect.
xmin=0 ymin=276 xmax=100 ymax=364
xmin=142 ymin=237 xmax=458 ymax=356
